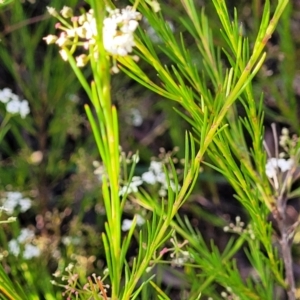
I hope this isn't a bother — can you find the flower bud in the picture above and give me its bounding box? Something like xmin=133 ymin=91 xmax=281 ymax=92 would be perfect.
xmin=76 ymin=54 xmax=89 ymax=67
xmin=60 ymin=6 xmax=73 ymax=18
xmin=43 ymin=34 xmax=58 ymax=44
xmin=47 ymin=6 xmax=59 ymax=17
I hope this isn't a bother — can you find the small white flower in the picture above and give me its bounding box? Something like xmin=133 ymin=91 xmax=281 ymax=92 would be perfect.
xmin=8 ymin=239 xmax=20 ymax=256
xmin=2 ymin=200 xmax=17 ymax=215
xmin=1 ymin=191 xmax=31 ymax=215
xmin=65 ymin=263 xmax=74 ymax=272
xmin=103 ymin=6 xmax=141 ymax=56
xmin=278 ymin=158 xmax=294 ymax=172
xmin=19 ymin=100 xmax=30 ymax=118
xmin=0 ymin=88 xmax=13 ymax=103
xmin=59 ymin=49 xmax=68 ymax=61
xmin=60 ymin=6 xmax=73 ymax=18
xmin=122 ymin=214 xmax=145 ymax=231
xmin=172 ymin=251 xmax=193 ymax=267
xmin=23 ymin=244 xmax=41 ymax=259
xmin=119 ymin=176 xmax=143 ymax=196
xmin=5 ymin=97 xmax=30 ymax=119
xmin=6 ymin=99 xmax=20 ymax=114
xmin=149 ymin=161 xmax=163 ymax=174
xmin=43 ymin=34 xmax=58 ymax=44
xmin=103 ymin=18 xmax=118 ymax=33
xmin=141 ymin=171 xmax=156 ymax=184
xmin=172 ymin=257 xmax=185 ymax=266
xmin=47 ymin=6 xmax=58 ymax=17
xmin=85 ymin=20 xmax=97 ymax=40
xmin=141 ymin=160 xmax=179 ymax=195
xmin=136 ymin=214 xmax=145 ymax=226
xmin=56 ymin=33 xmax=68 ymax=47
xmin=122 ymin=219 xmax=133 ymax=231
xmin=156 ymin=172 xmax=167 ymax=184
xmin=17 ymin=228 xmax=35 ymax=243
xmin=19 ymin=197 xmax=32 ymax=212
xmin=103 ymin=32 xmax=135 ymax=56
xmin=265 ymin=158 xmax=294 ymax=179
xmin=120 ymin=7 xmax=142 ymax=21
xmin=121 ymin=20 xmax=139 ymax=33
xmin=75 ymin=54 xmax=88 ymax=67
xmin=66 ymin=28 xmax=77 ymax=38
xmin=158 ymin=188 xmax=167 ymax=197
xmin=1 ymin=192 xmax=21 ymax=215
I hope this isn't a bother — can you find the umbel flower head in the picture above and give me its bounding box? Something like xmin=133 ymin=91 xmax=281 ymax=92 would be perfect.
xmin=0 ymin=88 xmax=30 ymax=118
xmin=103 ymin=7 xmax=142 ymax=56
xmin=44 ymin=5 xmax=142 ymax=68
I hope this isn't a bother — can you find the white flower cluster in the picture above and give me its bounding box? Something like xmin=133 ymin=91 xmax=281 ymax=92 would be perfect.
xmin=0 ymin=88 xmax=30 ymax=118
xmin=8 ymin=228 xmax=41 ymax=259
xmin=45 ymin=7 xmax=96 ymax=66
xmin=45 ymin=5 xmax=141 ymax=68
xmin=0 ymin=207 xmax=16 ymax=223
xmin=223 ymin=216 xmax=255 ymax=240
xmin=119 ymin=160 xmax=178 ymax=198
xmin=119 ymin=176 xmax=143 ymax=196
xmin=171 ymin=250 xmax=194 ymax=267
xmin=103 ymin=7 xmax=142 ymax=56
xmin=142 ymin=161 xmax=178 ymax=197
xmin=121 ymin=214 xmax=145 ymax=231
xmin=166 ymin=237 xmax=193 ymax=267
xmin=265 ymin=157 xmax=293 ymax=180
xmin=0 ymin=191 xmax=31 ymax=215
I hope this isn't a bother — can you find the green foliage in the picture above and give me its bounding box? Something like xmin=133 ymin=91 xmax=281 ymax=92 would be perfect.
xmin=0 ymin=0 xmax=14 ymax=7
xmin=1 ymin=0 xmax=300 ymax=300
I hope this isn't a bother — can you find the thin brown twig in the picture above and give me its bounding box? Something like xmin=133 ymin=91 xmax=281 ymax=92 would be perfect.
xmin=273 ymin=195 xmax=296 ymax=300
xmin=280 ymin=230 xmax=296 ymax=300
xmin=2 ymin=14 xmax=50 ymax=36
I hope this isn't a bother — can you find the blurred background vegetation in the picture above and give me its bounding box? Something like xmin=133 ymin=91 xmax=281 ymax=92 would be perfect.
xmin=0 ymin=0 xmax=300 ymax=299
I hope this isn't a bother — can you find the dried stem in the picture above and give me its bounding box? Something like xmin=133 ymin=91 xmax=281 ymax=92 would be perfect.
xmin=280 ymin=230 xmax=295 ymax=300
xmin=274 ymin=194 xmax=296 ymax=300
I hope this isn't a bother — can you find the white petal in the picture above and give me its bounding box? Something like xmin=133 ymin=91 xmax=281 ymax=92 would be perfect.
xmin=19 ymin=100 xmax=30 ymax=118
xmin=136 ymin=214 xmax=145 ymax=226
xmin=150 ymin=161 xmax=163 ymax=174
xmin=0 ymin=88 xmax=13 ymax=103
xmin=141 ymin=171 xmax=156 ymax=184
xmin=23 ymin=244 xmax=41 ymax=259
xmin=6 ymin=99 xmax=20 ymax=114
xmin=19 ymin=198 xmax=31 ymax=212
xmin=278 ymin=158 xmax=293 ymax=172
xmin=17 ymin=228 xmax=35 ymax=243
xmin=8 ymin=240 xmax=20 ymax=256
xmin=121 ymin=219 xmax=133 ymax=231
